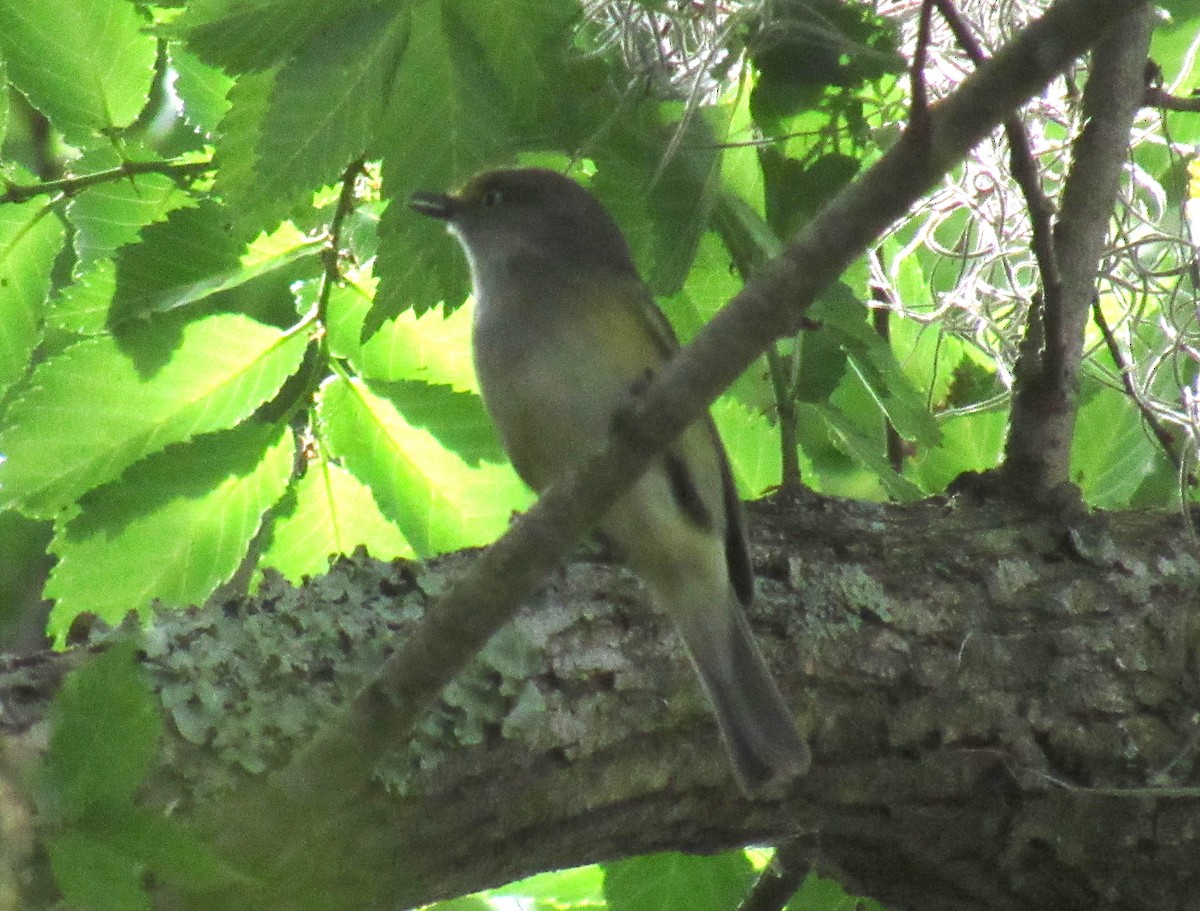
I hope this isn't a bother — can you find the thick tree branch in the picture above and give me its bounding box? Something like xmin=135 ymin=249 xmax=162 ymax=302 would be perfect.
xmin=4 ymin=497 xmax=1200 ymax=910
xmin=1003 ymin=9 xmax=1153 ymax=498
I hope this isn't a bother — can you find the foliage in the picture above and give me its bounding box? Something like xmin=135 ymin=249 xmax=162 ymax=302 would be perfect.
xmin=38 ymin=642 xmax=241 ymax=911
xmin=1 ymin=0 xmax=1200 ymax=909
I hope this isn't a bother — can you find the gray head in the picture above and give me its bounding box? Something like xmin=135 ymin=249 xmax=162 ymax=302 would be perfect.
xmin=409 ymin=168 xmax=641 ymax=283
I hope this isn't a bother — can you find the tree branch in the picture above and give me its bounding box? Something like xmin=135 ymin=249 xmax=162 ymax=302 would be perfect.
xmin=0 ymin=158 xmax=212 ymax=204
xmin=1003 ymin=8 xmax=1153 ymax=498
xmin=5 ymin=495 xmax=1200 ymax=910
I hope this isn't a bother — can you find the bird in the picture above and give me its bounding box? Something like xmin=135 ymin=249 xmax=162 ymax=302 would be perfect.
xmin=409 ymin=167 xmax=809 ymax=795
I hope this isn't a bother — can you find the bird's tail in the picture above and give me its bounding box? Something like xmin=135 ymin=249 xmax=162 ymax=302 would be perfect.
xmin=672 ymin=596 xmax=810 ymax=796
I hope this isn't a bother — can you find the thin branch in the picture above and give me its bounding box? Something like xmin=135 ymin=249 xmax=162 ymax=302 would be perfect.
xmin=1143 ymin=85 xmax=1200 ymax=112
xmin=316 ymin=158 xmax=366 ymax=326
xmin=932 ymin=0 xmax=1066 ymax=373
xmin=909 ymin=0 xmax=935 ymax=136
xmin=1091 ymin=296 xmax=1180 ymax=466
xmin=738 ymin=839 xmax=812 ymax=911
xmin=0 ymin=158 xmax=212 ymax=204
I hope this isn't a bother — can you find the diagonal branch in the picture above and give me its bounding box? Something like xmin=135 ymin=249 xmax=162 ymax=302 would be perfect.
xmin=210 ymin=0 xmax=1152 ymax=882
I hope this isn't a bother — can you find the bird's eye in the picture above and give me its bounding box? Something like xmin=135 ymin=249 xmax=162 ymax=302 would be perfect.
xmin=482 ymin=189 xmax=502 ymax=207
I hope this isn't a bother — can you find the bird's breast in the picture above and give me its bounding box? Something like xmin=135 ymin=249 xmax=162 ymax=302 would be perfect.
xmin=472 ymin=281 xmax=657 ymax=491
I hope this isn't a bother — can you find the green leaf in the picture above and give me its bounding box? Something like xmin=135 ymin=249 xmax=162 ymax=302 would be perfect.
xmin=590 ymin=102 xmax=721 ymax=297
xmin=0 ymin=0 xmax=156 ymax=142
xmin=168 ymin=0 xmax=378 ymax=73
xmin=89 ymin=804 xmax=245 ymax=892
xmin=813 ymin=286 xmax=942 ymax=446
xmin=110 ymin=201 xmax=323 ymax=324
xmin=46 ymin=828 xmax=150 ymax=911
xmin=317 ymin=375 xmax=531 ymax=556
xmin=788 ymin=872 xmax=887 ymax=911
xmin=54 ymin=165 xmax=194 ymax=334
xmin=818 ymin=403 xmax=926 ymax=502
xmin=47 ymin=805 xmax=244 ymax=911
xmin=0 ymin=511 xmax=52 ymax=640
xmin=908 ymin=409 xmax=1006 ymax=494
xmin=491 ymin=864 xmax=605 ymax=904
xmin=44 ymin=423 xmax=295 ymax=643
xmin=169 ymin=45 xmax=235 ymax=138
xmin=111 ymin=201 xmax=239 ymax=322
xmin=747 ymin=0 xmax=902 ymax=125
xmin=234 ymin=4 xmax=405 ymax=230
xmin=329 ymin=288 xmax=479 ymax=393
xmin=0 ymin=57 xmax=8 ymax=147
xmin=1071 ymin=386 xmax=1161 ymax=509
xmin=713 ymin=397 xmax=784 ymax=499
xmin=0 ymin=313 xmax=310 ymax=517
xmin=761 ymin=149 xmax=860 ymax=237
xmin=261 ymin=461 xmax=414 ymax=584
xmin=0 ymin=198 xmax=65 ymax=393
xmin=604 ymin=851 xmax=755 ymax=911
xmin=42 ymin=642 xmax=162 ymax=820
xmin=369 ymin=379 xmax=506 ymax=465
xmin=210 ymin=68 xmax=278 ymax=238
xmin=370 ymin=0 xmax=513 ymax=333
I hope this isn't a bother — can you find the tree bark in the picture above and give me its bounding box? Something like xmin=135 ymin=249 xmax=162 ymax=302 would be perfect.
xmin=3 ymin=493 xmax=1199 ymax=911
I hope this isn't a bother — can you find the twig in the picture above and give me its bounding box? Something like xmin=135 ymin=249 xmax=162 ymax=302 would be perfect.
xmin=1091 ymin=296 xmax=1180 ymax=466
xmin=316 ymin=158 xmax=366 ymax=325
xmin=1143 ymin=85 xmax=1200 ymax=112
xmin=932 ymin=0 xmax=1066 ymax=379
xmin=909 ymin=0 xmax=935 ymax=137
xmin=737 ymin=838 xmax=813 ymax=911
xmin=0 ymin=158 xmax=212 ymax=205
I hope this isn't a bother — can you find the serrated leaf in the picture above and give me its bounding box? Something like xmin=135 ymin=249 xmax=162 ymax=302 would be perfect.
xmin=490 ymin=864 xmax=605 ymax=904
xmin=42 ymin=642 xmax=162 ymax=820
xmin=317 ymin=375 xmax=530 ymax=556
xmin=54 ymin=167 xmax=194 ymax=335
xmin=169 ymin=45 xmax=235 ymax=137
xmin=813 ymin=285 xmax=941 ymax=446
xmin=1071 ymin=386 xmax=1160 ymax=508
xmin=111 ymin=201 xmax=237 ymax=321
xmin=0 ymin=313 xmax=310 ymax=517
xmin=369 ymin=379 xmax=505 ymax=465
xmin=819 ymin=403 xmax=925 ymax=502
xmin=370 ymin=0 xmax=513 ymax=334
xmin=46 ymin=828 xmax=150 ymax=911
xmin=590 ymin=101 xmax=721 ymax=297
xmin=110 ymin=200 xmax=321 ymax=325
xmin=234 ymin=4 xmax=405 ymax=231
xmin=210 ymin=68 xmax=277 ymax=238
xmin=604 ymin=851 xmax=755 ymax=911
xmin=0 ymin=198 xmax=65 ymax=393
xmin=261 ymin=461 xmax=413 ymax=584
xmin=0 ymin=0 xmax=156 ymax=142
xmin=169 ymin=0 xmax=376 ymax=73
xmin=712 ymin=397 xmax=783 ymax=499
xmin=328 ymin=284 xmax=479 ymax=393
xmin=909 ymin=409 xmax=1006 ymax=494
xmin=45 ymin=424 xmax=295 ymax=642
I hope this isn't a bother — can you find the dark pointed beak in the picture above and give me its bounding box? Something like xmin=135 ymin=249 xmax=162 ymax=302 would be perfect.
xmin=408 ymin=191 xmax=457 ymax=221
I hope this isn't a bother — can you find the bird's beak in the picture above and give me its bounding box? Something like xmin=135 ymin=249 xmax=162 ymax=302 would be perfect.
xmin=409 ymin=190 xmax=458 ymax=221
